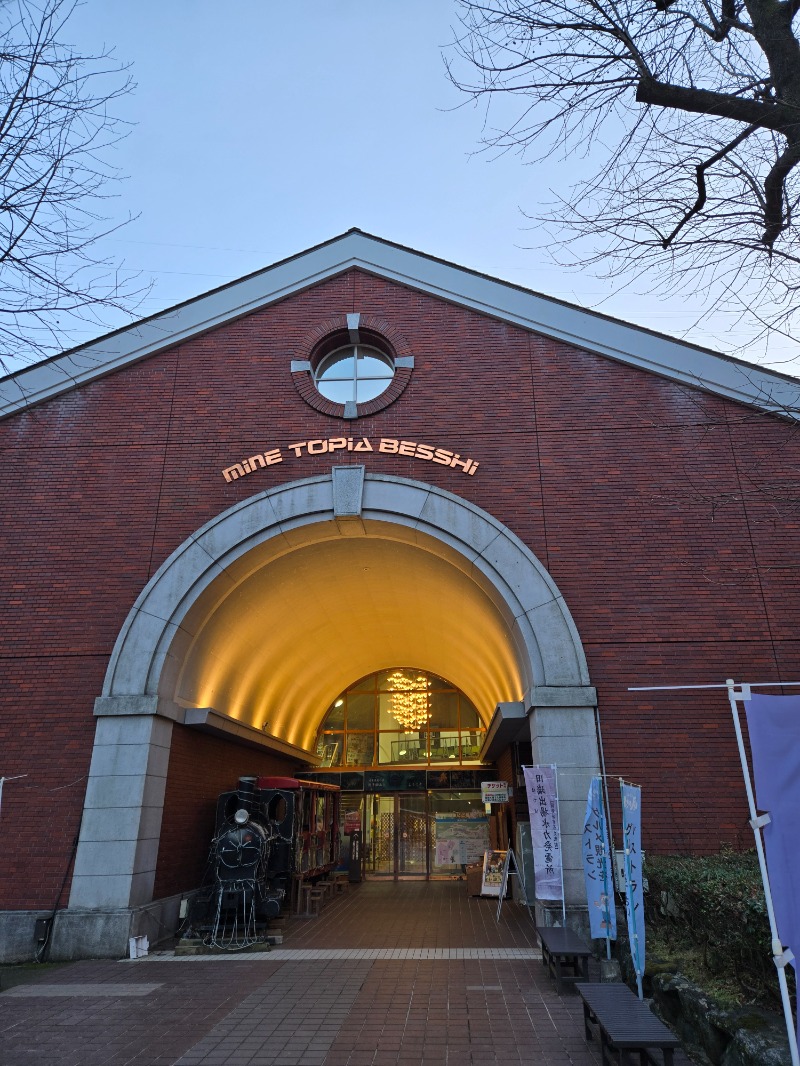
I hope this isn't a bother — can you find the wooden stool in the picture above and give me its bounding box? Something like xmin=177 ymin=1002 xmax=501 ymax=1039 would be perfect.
xmin=332 ymin=871 xmax=349 ymax=894
xmin=317 ymin=879 xmax=336 ymax=902
xmin=302 ymin=884 xmax=325 ymax=916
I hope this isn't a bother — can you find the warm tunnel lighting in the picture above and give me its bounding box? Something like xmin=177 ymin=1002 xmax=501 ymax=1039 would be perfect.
xmin=170 ymin=521 xmax=524 ymax=751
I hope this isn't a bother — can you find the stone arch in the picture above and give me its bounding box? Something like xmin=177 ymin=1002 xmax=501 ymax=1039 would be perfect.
xmin=67 ymin=470 xmax=597 ymax=941
xmin=103 ymin=470 xmax=590 ymax=703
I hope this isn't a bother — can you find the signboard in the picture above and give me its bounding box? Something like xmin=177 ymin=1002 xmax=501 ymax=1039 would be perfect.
xmin=364 ymin=770 xmax=426 ymax=792
xmin=222 ymin=436 xmax=481 ymax=484
xmin=343 ymin=809 xmax=361 ymax=835
xmin=481 ymin=850 xmax=507 ymax=897
xmin=434 ymin=816 xmax=490 ymax=866
xmin=481 ymin=780 xmax=510 ymax=804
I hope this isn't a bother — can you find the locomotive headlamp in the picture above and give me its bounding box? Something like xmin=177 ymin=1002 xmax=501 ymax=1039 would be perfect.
xmin=234 ymin=809 xmax=249 ymax=825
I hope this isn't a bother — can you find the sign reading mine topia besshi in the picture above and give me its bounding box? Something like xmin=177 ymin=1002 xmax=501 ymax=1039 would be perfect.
xmin=221 ymin=436 xmax=480 ymax=483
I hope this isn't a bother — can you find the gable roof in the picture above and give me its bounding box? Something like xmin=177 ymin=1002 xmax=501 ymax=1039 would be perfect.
xmin=1 ymin=228 xmax=799 ymax=420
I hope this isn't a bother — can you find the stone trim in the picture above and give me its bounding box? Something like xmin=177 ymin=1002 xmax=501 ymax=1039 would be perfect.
xmin=103 ymin=472 xmax=590 ymax=701
xmin=290 ymin=312 xmax=414 ymax=419
xmin=4 ymin=230 xmax=799 ymax=421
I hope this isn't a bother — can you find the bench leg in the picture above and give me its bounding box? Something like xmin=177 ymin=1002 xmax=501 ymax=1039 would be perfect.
xmin=599 ymin=1026 xmax=613 ymax=1066
xmin=581 ymin=1018 xmax=621 ymax=1066
xmin=582 ymin=1000 xmax=593 ymax=1042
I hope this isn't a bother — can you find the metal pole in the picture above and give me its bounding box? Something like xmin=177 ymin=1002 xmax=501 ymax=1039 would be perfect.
xmin=726 ymin=680 xmax=799 ymax=1066
xmin=596 ymin=777 xmax=613 ymax=960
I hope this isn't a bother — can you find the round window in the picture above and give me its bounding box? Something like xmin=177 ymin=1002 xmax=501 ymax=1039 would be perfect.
xmin=314 ymin=344 xmax=394 ymax=404
xmin=292 ymin=316 xmax=413 ymax=418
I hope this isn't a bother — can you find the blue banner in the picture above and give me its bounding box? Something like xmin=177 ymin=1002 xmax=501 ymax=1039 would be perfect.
xmin=744 ymin=694 xmax=800 ymax=968
xmin=621 ymin=783 xmax=645 ymax=991
xmin=581 ymin=776 xmax=616 ymax=939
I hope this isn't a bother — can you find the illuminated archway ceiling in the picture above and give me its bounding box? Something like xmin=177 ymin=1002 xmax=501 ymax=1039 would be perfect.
xmin=171 ymin=522 xmax=524 ymax=752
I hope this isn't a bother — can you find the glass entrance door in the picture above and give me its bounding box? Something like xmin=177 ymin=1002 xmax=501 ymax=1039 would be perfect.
xmin=397 ymin=794 xmax=427 ymax=877
xmin=367 ymin=794 xmax=395 ymax=876
xmin=365 ymin=793 xmax=428 ymax=879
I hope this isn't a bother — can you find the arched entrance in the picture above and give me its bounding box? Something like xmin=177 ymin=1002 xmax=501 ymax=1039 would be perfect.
xmin=67 ymin=469 xmax=598 ymax=949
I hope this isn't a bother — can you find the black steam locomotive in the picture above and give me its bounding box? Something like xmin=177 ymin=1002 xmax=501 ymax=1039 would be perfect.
xmin=187 ymin=775 xmax=341 ymax=949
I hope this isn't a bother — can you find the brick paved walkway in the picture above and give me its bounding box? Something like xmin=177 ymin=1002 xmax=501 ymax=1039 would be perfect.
xmin=0 ymin=882 xmax=693 ymax=1066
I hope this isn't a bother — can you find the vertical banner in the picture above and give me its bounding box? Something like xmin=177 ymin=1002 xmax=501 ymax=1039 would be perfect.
xmin=744 ymin=694 xmax=800 ymax=969
xmin=582 ymin=776 xmax=617 ymax=939
xmin=621 ymin=783 xmax=645 ymax=997
xmin=523 ymin=765 xmax=564 ymax=901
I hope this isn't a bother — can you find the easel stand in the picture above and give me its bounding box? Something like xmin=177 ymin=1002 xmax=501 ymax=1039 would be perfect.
xmin=495 ymin=848 xmax=532 ymax=923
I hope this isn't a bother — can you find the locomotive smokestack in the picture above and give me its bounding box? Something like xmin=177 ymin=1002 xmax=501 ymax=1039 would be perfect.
xmin=237 ymin=776 xmax=257 ymax=814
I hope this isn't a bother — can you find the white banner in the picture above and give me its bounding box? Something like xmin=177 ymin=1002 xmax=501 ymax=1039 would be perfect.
xmin=523 ymin=765 xmax=563 ymax=901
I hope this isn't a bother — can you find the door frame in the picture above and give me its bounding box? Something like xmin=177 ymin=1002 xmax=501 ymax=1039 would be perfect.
xmin=365 ymin=791 xmax=429 ymax=881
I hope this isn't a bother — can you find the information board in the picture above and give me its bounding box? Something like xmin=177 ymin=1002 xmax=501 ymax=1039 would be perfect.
xmin=481 ymin=781 xmax=510 ymax=803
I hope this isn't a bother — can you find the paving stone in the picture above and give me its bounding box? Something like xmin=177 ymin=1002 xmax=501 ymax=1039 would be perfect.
xmin=0 ymin=882 xmax=695 ymax=1066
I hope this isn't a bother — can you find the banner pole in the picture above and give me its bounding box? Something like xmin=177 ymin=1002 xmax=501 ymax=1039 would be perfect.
xmin=599 ymin=780 xmax=612 ymax=960
xmin=553 ymin=764 xmax=566 ymax=926
xmin=726 ymin=679 xmax=799 ymax=1066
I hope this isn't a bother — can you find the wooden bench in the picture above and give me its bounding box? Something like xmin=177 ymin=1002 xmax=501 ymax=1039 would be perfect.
xmin=575 ymin=982 xmax=680 ymax=1066
xmin=536 ymin=925 xmax=592 ymax=993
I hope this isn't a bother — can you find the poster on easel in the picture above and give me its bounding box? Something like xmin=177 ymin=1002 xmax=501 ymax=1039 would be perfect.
xmin=481 ymin=849 xmax=507 ymax=896
xmin=494 ymin=847 xmax=532 ymax=921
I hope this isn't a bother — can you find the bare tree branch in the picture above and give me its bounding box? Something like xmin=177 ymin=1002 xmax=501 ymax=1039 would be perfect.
xmin=448 ymin=0 xmax=800 ymax=337
xmin=0 ymin=0 xmax=146 ymax=374
xmin=662 ymin=123 xmax=759 ymax=246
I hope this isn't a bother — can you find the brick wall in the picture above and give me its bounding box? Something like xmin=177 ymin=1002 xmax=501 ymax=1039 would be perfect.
xmin=1 ymin=267 xmax=799 ymax=906
xmin=152 ymin=726 xmax=298 ymax=899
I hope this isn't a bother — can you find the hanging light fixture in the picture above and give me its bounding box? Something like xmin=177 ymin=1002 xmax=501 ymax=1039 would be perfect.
xmin=386 ymin=669 xmax=432 ymax=731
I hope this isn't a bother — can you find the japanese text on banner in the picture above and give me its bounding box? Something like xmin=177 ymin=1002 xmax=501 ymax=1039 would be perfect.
xmin=621 ymin=783 xmax=645 ymax=981
xmin=582 ymin=776 xmax=617 ymax=939
xmin=522 ymin=765 xmax=563 ymax=901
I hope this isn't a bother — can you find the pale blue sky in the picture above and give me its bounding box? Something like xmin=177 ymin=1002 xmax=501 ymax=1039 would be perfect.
xmin=59 ymin=0 xmax=797 ymax=373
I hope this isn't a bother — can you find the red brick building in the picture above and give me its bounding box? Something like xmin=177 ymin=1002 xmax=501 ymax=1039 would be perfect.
xmin=1 ymin=230 xmax=798 ymax=959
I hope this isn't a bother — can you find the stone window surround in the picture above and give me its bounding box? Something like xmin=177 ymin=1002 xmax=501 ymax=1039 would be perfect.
xmin=291 ymin=312 xmax=414 ymax=419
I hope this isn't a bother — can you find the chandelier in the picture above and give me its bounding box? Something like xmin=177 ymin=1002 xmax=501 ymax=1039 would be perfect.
xmin=386 ymin=670 xmax=432 ymax=731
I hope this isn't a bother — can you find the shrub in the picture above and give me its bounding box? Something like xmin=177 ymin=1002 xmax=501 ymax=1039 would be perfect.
xmin=644 ymin=851 xmax=794 ymax=1008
